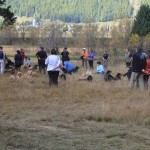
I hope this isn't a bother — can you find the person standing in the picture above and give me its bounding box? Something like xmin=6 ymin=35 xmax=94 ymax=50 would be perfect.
xmin=88 ymin=49 xmax=94 ymax=69
xmin=143 ymin=55 xmax=150 ymax=89
xmin=124 ymin=48 xmax=132 ymax=67
xmin=81 ymin=48 xmax=88 ymax=68
xmin=129 ymin=46 xmax=147 ymax=90
xmin=102 ymin=50 xmax=109 ymax=70
xmin=61 ymin=47 xmax=69 ymax=65
xmin=14 ymin=50 xmax=22 ymax=71
xmin=36 ymin=47 xmax=47 ymax=74
xmin=0 ymin=46 xmax=6 ymax=74
xmin=20 ymin=48 xmax=25 ymax=62
xmin=45 ymin=49 xmax=61 ymax=86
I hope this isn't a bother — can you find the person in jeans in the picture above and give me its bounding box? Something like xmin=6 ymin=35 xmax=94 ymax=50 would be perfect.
xmin=36 ymin=47 xmax=47 ymax=74
xmin=88 ymin=50 xmax=94 ymax=69
xmin=0 ymin=46 xmax=6 ymax=74
xmin=81 ymin=48 xmax=88 ymax=68
xmin=124 ymin=48 xmax=132 ymax=67
xmin=102 ymin=50 xmax=109 ymax=69
xmin=129 ymin=46 xmax=146 ymax=90
xmin=45 ymin=49 xmax=61 ymax=86
xmin=61 ymin=47 xmax=69 ymax=65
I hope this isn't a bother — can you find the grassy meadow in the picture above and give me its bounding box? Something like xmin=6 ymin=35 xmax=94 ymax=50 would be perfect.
xmin=0 ymin=55 xmax=150 ymax=150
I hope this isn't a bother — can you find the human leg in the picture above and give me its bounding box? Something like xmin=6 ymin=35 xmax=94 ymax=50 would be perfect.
xmin=137 ymin=73 xmax=144 ymax=90
xmin=129 ymin=72 xmax=138 ymax=89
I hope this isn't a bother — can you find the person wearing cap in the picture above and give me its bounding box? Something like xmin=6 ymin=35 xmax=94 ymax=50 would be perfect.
xmin=102 ymin=50 xmax=109 ymax=69
xmin=45 ymin=49 xmax=61 ymax=86
xmin=129 ymin=46 xmax=146 ymax=90
xmin=81 ymin=48 xmax=88 ymax=68
xmin=14 ymin=50 xmax=22 ymax=71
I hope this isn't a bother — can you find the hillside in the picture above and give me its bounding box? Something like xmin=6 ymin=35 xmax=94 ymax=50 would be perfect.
xmin=6 ymin=0 xmax=150 ymax=23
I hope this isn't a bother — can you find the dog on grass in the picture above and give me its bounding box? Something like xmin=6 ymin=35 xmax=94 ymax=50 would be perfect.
xmin=104 ymin=70 xmax=122 ymax=81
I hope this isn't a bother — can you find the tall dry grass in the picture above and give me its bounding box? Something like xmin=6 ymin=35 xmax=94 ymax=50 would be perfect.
xmin=0 ymin=64 xmax=150 ymax=126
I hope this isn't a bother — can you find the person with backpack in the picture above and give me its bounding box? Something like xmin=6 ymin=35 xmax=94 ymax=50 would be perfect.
xmin=0 ymin=46 xmax=6 ymax=74
xmin=36 ymin=47 xmax=47 ymax=74
xmin=61 ymin=47 xmax=69 ymax=65
xmin=129 ymin=46 xmax=147 ymax=90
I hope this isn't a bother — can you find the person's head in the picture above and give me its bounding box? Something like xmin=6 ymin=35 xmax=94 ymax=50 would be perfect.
xmin=90 ymin=49 xmax=94 ymax=53
xmin=25 ymin=56 xmax=28 ymax=59
xmin=0 ymin=46 xmax=3 ymax=50
xmin=136 ymin=46 xmax=142 ymax=52
xmin=20 ymin=48 xmax=23 ymax=52
xmin=16 ymin=50 xmax=20 ymax=54
xmin=104 ymin=50 xmax=107 ymax=53
xmin=51 ymin=49 xmax=57 ymax=55
xmin=40 ymin=47 xmax=44 ymax=51
xmin=125 ymin=48 xmax=129 ymax=53
xmin=97 ymin=61 xmax=101 ymax=65
xmin=83 ymin=48 xmax=86 ymax=51
xmin=64 ymin=47 xmax=67 ymax=51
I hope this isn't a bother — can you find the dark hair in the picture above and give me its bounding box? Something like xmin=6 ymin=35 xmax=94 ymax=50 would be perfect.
xmin=0 ymin=46 xmax=3 ymax=49
xmin=97 ymin=61 xmax=101 ymax=65
xmin=16 ymin=50 xmax=20 ymax=54
xmin=64 ymin=47 xmax=67 ymax=50
xmin=40 ymin=47 xmax=44 ymax=51
xmin=51 ymin=49 xmax=57 ymax=55
xmin=136 ymin=46 xmax=142 ymax=51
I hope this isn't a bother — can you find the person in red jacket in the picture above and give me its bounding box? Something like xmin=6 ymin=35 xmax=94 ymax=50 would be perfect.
xmin=143 ymin=57 xmax=150 ymax=89
xmin=20 ymin=48 xmax=25 ymax=61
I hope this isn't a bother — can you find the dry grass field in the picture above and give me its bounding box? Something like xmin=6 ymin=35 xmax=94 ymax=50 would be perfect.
xmin=0 ymin=62 xmax=150 ymax=150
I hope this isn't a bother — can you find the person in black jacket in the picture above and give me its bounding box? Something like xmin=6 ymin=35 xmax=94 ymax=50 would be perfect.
xmin=14 ymin=50 xmax=22 ymax=71
xmin=36 ymin=47 xmax=47 ymax=74
xmin=61 ymin=47 xmax=69 ymax=65
xmin=129 ymin=46 xmax=147 ymax=90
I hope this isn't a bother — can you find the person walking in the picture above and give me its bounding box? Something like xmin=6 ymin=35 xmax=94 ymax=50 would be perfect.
xmin=36 ymin=47 xmax=47 ymax=74
xmin=102 ymin=50 xmax=109 ymax=70
xmin=45 ymin=49 xmax=61 ymax=86
xmin=81 ymin=48 xmax=88 ymax=68
xmin=61 ymin=47 xmax=69 ymax=65
xmin=0 ymin=46 xmax=6 ymax=74
xmin=88 ymin=49 xmax=94 ymax=69
xmin=124 ymin=48 xmax=132 ymax=67
xmin=129 ymin=46 xmax=147 ymax=90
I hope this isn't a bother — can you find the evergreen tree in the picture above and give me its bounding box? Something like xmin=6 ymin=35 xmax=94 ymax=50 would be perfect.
xmin=0 ymin=0 xmax=16 ymax=27
xmin=131 ymin=4 xmax=150 ymax=46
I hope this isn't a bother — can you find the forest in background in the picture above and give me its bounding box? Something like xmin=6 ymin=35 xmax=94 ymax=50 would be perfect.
xmin=5 ymin=0 xmax=150 ymax=23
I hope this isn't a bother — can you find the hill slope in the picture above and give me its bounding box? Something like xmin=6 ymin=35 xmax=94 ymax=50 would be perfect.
xmin=6 ymin=0 xmax=150 ymax=23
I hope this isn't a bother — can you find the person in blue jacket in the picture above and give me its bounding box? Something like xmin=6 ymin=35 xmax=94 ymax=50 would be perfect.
xmin=96 ymin=61 xmax=105 ymax=74
xmin=64 ymin=60 xmax=75 ymax=72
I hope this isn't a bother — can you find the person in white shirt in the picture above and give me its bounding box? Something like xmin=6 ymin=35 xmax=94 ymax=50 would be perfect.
xmin=45 ymin=49 xmax=61 ymax=86
xmin=23 ymin=56 xmax=31 ymax=70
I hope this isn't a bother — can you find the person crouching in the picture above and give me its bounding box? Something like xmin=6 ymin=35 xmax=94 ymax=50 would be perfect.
xmin=45 ymin=49 xmax=61 ymax=86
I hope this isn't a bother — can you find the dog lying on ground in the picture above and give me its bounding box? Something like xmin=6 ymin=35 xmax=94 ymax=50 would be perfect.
xmin=78 ymin=71 xmax=93 ymax=82
xmin=104 ymin=70 xmax=122 ymax=81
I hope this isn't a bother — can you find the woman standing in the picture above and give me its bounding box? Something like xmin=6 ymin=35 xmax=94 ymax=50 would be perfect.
xmin=88 ymin=50 xmax=94 ymax=69
xmin=45 ymin=49 xmax=61 ymax=86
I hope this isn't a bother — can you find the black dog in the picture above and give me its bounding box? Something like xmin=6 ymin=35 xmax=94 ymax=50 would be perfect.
xmin=104 ymin=70 xmax=122 ymax=81
xmin=60 ymin=74 xmax=66 ymax=80
xmin=87 ymin=75 xmax=93 ymax=81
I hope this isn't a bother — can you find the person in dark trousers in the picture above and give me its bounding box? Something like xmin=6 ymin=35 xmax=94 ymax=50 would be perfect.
xmin=129 ymin=46 xmax=147 ymax=90
xmin=14 ymin=50 xmax=22 ymax=71
xmin=102 ymin=50 xmax=109 ymax=69
xmin=88 ymin=50 xmax=94 ymax=69
xmin=36 ymin=47 xmax=47 ymax=74
xmin=61 ymin=47 xmax=69 ymax=65
xmin=45 ymin=49 xmax=61 ymax=86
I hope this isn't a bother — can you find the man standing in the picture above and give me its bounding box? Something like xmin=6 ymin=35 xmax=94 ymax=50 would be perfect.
xmin=124 ymin=48 xmax=132 ymax=67
xmin=36 ymin=47 xmax=47 ymax=74
xmin=129 ymin=46 xmax=146 ymax=90
xmin=102 ymin=50 xmax=109 ymax=69
xmin=61 ymin=47 xmax=69 ymax=65
xmin=81 ymin=48 xmax=88 ymax=68
xmin=0 ymin=46 xmax=5 ymax=74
